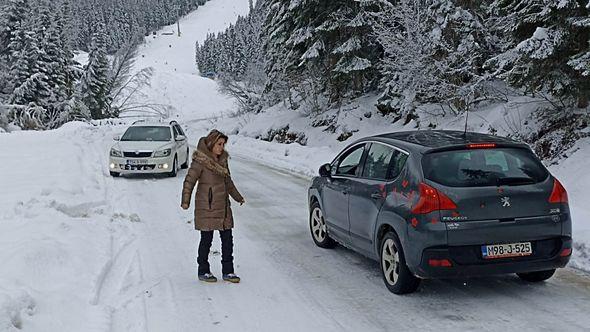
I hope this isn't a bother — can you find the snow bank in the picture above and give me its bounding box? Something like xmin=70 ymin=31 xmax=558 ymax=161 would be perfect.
xmin=0 ymin=123 xmax=138 ymax=330
xmin=551 ymin=137 xmax=590 ymax=272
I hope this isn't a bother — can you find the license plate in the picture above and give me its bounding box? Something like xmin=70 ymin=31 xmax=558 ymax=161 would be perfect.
xmin=481 ymin=242 xmax=532 ymax=259
xmin=126 ymin=159 xmax=148 ymax=165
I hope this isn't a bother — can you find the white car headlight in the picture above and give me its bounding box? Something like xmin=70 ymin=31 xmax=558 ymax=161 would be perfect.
xmin=154 ymin=148 xmax=171 ymax=157
xmin=110 ymin=148 xmax=123 ymax=157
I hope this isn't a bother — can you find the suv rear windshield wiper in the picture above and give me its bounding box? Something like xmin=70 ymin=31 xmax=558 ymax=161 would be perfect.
xmin=496 ymin=177 xmax=535 ymax=186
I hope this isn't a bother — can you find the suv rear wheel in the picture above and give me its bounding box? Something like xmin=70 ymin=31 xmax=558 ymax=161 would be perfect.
xmin=309 ymin=201 xmax=336 ymax=249
xmin=380 ymin=232 xmax=420 ymax=294
xmin=517 ymin=269 xmax=556 ymax=282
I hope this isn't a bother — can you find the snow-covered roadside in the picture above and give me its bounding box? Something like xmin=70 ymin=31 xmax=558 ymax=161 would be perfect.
xmin=550 ymin=137 xmax=590 ymax=272
xmin=0 ymin=122 xmax=137 ymax=330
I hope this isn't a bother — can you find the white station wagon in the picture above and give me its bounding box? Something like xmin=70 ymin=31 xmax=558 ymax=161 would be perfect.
xmin=109 ymin=120 xmax=190 ymax=177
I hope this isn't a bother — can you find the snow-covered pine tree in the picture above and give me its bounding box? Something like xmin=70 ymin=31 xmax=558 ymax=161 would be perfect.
xmin=371 ymin=0 xmax=491 ymax=122
xmin=34 ymin=1 xmax=64 ymax=108
xmin=487 ymin=0 xmax=590 ymax=108
xmin=0 ymin=0 xmax=30 ymax=97
xmin=7 ymin=24 xmax=52 ymax=129
xmin=0 ymin=0 xmax=29 ymax=59
xmin=261 ymin=0 xmax=293 ymax=104
xmin=328 ymin=1 xmax=379 ymax=100
xmin=8 ymin=28 xmax=40 ymax=106
xmin=79 ymin=24 xmax=113 ymax=120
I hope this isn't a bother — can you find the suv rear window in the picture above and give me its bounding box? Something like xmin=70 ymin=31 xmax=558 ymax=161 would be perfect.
xmin=422 ymin=148 xmax=548 ymax=187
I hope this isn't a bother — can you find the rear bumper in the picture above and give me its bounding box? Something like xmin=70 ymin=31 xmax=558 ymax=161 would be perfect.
xmin=412 ymin=236 xmax=572 ymax=279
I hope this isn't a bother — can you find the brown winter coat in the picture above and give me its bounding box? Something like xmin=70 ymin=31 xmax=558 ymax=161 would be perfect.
xmin=181 ymin=132 xmax=244 ymax=231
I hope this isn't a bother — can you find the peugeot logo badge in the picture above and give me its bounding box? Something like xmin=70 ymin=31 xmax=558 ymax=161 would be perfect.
xmin=501 ymin=196 xmax=511 ymax=207
xmin=135 ymin=150 xmax=140 ymax=155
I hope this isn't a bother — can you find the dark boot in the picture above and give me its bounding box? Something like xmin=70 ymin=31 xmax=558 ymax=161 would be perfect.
xmin=222 ymin=273 xmax=240 ymax=283
xmin=198 ymin=272 xmax=218 ymax=283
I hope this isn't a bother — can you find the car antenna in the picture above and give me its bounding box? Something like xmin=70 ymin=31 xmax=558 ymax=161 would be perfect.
xmin=463 ymin=106 xmax=469 ymax=138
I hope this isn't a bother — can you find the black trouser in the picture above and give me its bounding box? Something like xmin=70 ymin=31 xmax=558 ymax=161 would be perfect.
xmin=197 ymin=229 xmax=234 ymax=275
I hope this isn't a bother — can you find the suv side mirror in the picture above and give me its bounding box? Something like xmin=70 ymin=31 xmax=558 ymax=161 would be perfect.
xmin=319 ymin=163 xmax=332 ymax=177
xmin=175 ymin=135 xmax=186 ymax=141
xmin=113 ymin=135 xmax=121 ymax=141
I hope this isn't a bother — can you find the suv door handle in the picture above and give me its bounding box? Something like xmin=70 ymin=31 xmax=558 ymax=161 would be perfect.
xmin=371 ymin=193 xmax=383 ymax=199
xmin=342 ymin=191 xmax=348 ymax=195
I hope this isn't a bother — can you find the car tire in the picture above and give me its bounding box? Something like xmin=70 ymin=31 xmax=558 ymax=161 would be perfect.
xmin=110 ymin=171 xmax=120 ymax=177
xmin=168 ymin=156 xmax=177 ymax=177
xmin=380 ymin=232 xmax=420 ymax=294
xmin=309 ymin=201 xmax=336 ymax=249
xmin=181 ymin=149 xmax=189 ymax=169
xmin=517 ymin=269 xmax=556 ymax=282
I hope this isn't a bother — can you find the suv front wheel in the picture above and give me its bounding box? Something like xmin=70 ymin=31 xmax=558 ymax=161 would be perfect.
xmin=380 ymin=232 xmax=420 ymax=294
xmin=309 ymin=201 xmax=336 ymax=249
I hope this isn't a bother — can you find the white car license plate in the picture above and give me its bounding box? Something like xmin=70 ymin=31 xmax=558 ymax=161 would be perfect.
xmin=481 ymin=242 xmax=532 ymax=259
xmin=126 ymin=159 xmax=148 ymax=165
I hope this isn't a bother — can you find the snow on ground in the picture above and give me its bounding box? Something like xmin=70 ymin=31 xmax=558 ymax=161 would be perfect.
xmin=2 ymin=0 xmax=590 ymax=330
xmin=551 ymin=137 xmax=590 ymax=271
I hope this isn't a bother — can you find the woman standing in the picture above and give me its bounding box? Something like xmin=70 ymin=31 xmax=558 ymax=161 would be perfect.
xmin=181 ymin=129 xmax=245 ymax=283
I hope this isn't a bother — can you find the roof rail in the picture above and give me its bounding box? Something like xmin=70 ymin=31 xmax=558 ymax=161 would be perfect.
xmin=169 ymin=120 xmax=178 ymax=125
xmin=132 ymin=119 xmax=147 ymax=125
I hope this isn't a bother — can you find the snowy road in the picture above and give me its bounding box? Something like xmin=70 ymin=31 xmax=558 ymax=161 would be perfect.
xmin=99 ymin=151 xmax=590 ymax=332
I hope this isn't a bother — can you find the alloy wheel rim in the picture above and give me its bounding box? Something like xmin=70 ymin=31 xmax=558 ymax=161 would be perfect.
xmin=311 ymin=207 xmax=327 ymax=242
xmin=382 ymin=239 xmax=400 ymax=286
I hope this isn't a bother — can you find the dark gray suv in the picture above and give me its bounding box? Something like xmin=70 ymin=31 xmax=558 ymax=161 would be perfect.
xmin=308 ymin=130 xmax=572 ymax=294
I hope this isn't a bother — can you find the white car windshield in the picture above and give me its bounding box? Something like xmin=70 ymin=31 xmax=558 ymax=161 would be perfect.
xmin=121 ymin=126 xmax=171 ymax=142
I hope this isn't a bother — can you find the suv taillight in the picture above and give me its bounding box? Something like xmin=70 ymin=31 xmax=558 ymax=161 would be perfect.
xmin=411 ymin=183 xmax=457 ymax=214
xmin=549 ymin=178 xmax=568 ymax=204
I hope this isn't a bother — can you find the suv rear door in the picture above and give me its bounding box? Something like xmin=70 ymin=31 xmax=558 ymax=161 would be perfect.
xmin=422 ymin=146 xmax=563 ymax=247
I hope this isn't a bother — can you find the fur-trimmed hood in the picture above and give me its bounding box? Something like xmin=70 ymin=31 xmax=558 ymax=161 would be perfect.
xmin=192 ymin=136 xmax=230 ymax=177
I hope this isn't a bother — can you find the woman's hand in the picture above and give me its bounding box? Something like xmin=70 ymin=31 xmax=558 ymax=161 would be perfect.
xmin=181 ymin=203 xmax=189 ymax=210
